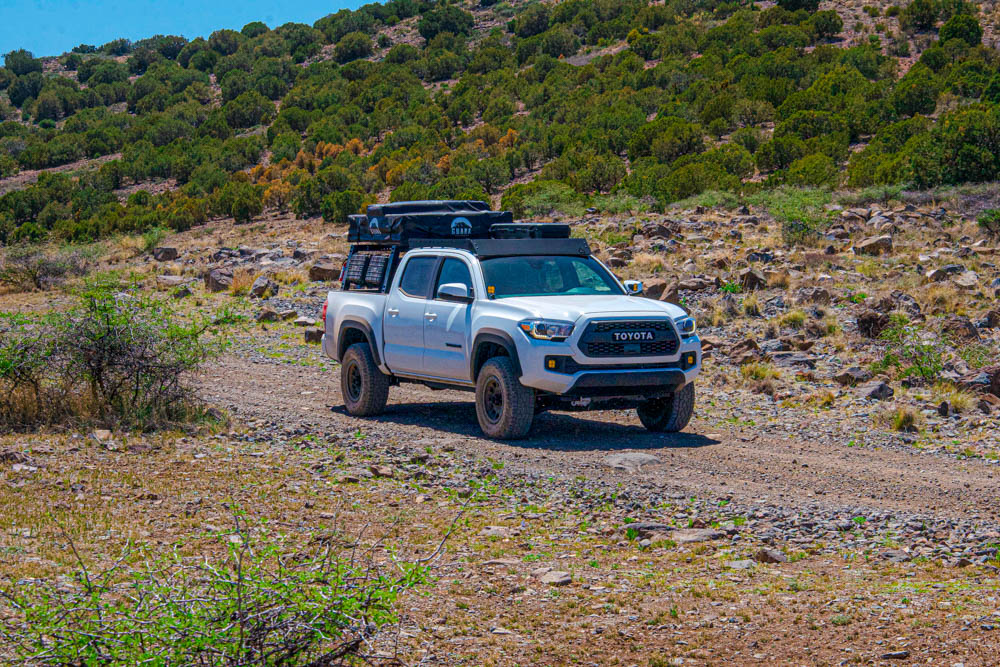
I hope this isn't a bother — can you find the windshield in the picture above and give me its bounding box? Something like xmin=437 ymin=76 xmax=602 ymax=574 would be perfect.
xmin=480 ymin=255 xmax=624 ymax=298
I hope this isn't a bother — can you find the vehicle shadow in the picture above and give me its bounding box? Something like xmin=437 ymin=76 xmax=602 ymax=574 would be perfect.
xmin=331 ymin=400 xmax=720 ymax=451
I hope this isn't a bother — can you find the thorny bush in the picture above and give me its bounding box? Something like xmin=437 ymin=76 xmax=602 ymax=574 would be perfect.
xmin=0 ymin=512 xmax=426 ymax=665
xmin=0 ymin=276 xmax=232 ymax=429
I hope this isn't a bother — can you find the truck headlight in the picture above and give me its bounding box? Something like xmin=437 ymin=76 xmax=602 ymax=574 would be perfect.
xmin=519 ymin=319 xmax=574 ymax=341
xmin=674 ymin=316 xmax=697 ymax=337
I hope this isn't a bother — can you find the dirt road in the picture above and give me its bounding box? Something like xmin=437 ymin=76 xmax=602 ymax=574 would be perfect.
xmin=200 ymin=352 xmax=1000 ymax=527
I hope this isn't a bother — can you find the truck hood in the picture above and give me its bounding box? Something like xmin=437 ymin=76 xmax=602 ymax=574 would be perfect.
xmin=494 ymin=295 xmax=688 ymax=323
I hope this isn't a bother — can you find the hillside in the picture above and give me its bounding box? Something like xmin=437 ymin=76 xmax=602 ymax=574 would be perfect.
xmin=2 ymin=0 xmax=1000 ymax=242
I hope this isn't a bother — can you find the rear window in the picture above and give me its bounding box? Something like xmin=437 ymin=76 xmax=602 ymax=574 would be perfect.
xmin=398 ymin=256 xmax=437 ymax=297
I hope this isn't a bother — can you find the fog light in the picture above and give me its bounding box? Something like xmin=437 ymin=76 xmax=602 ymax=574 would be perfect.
xmin=547 ymin=359 xmax=556 ymax=369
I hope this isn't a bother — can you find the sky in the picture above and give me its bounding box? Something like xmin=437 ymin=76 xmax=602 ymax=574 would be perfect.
xmin=0 ymin=0 xmax=366 ymax=57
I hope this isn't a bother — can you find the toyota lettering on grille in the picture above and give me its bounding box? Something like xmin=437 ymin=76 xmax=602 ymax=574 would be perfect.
xmin=611 ymin=331 xmax=655 ymax=342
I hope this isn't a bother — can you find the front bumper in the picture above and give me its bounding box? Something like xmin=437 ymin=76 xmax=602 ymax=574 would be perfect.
xmin=514 ymin=329 xmax=702 ymax=396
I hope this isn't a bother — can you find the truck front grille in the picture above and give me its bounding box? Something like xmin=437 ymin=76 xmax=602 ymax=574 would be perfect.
xmin=579 ymin=319 xmax=679 ymax=358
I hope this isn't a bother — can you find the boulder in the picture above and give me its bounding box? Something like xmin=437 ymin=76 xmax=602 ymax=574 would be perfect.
xmin=203 ymin=268 xmax=233 ymax=292
xmin=294 ymin=316 xmax=317 ymax=327
xmin=672 ymin=528 xmax=726 ymax=545
xmin=959 ymin=366 xmax=1000 ymax=397
xmin=942 ymin=315 xmax=979 ymax=341
xmin=642 ymin=278 xmax=669 ymax=300
xmin=855 ymin=235 xmax=893 ymax=255
xmin=796 ymin=286 xmax=831 ymax=304
xmin=857 ymin=309 xmax=890 ymax=339
xmin=538 ymin=570 xmax=572 ymax=586
xmin=738 ymin=267 xmax=767 ymax=291
xmin=755 ymin=547 xmax=788 ymax=564
xmin=156 ymin=275 xmax=187 ymax=288
xmin=249 ymin=275 xmax=278 ymax=298
xmin=153 ymin=247 xmax=178 ymax=262
xmin=602 ymin=452 xmax=662 ymax=472
xmin=309 ymin=262 xmax=342 ymax=282
xmin=834 ymin=367 xmax=871 ymax=386
xmin=857 ymin=380 xmax=893 ymax=401
xmin=257 ymin=308 xmax=279 ymax=323
xmin=953 ymin=271 xmax=979 ymax=289
xmin=304 ymin=329 xmax=323 ymax=344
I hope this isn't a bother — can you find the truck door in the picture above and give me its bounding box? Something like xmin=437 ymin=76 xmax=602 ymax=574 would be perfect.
xmin=424 ymin=257 xmax=474 ymax=381
xmin=383 ymin=255 xmax=437 ymax=374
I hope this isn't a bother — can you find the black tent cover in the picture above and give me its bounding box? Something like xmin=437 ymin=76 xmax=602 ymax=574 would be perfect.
xmin=348 ymin=200 xmax=514 ymax=245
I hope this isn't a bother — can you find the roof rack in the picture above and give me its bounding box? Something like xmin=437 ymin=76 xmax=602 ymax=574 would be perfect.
xmin=409 ymin=238 xmax=590 ymax=258
xmin=342 ymin=201 xmax=583 ymax=292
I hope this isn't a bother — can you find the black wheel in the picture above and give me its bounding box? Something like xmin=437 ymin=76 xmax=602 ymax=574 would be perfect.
xmin=637 ymin=383 xmax=695 ymax=433
xmin=475 ymin=356 xmax=534 ymax=439
xmin=340 ymin=343 xmax=390 ymax=417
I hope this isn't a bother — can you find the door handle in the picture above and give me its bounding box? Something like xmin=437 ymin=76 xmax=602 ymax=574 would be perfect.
xmin=424 ymin=312 xmax=437 ymax=321
xmin=387 ymin=308 xmax=399 ymax=316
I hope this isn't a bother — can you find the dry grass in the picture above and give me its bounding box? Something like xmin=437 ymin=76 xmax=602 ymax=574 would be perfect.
xmin=779 ymin=309 xmax=807 ymax=329
xmin=743 ymin=294 xmax=761 ymax=317
xmin=629 ymin=252 xmax=664 ymax=275
xmin=877 ymin=405 xmax=922 ymax=432
xmin=230 ymin=268 xmax=257 ymax=296
xmin=274 ymin=268 xmax=309 ymax=285
xmin=932 ymin=383 xmax=977 ymax=413
xmin=741 ymin=361 xmax=780 ymax=383
xmin=768 ymin=271 xmax=791 ymax=289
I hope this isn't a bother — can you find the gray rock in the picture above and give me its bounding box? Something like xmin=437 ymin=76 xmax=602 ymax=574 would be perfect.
xmin=304 ymin=329 xmax=323 ymax=344
xmin=755 ymin=547 xmax=787 ymax=564
xmin=257 ymin=308 xmax=279 ymax=322
xmin=602 ymin=452 xmax=662 ymax=472
xmin=309 ymin=262 xmax=342 ymax=282
xmin=250 ymin=275 xmax=278 ymax=298
xmin=204 ymin=268 xmax=233 ymax=293
xmin=858 ymin=380 xmax=893 ymax=401
xmin=855 ymin=235 xmax=893 ymax=255
xmin=294 ymin=316 xmax=316 ymax=327
xmin=725 ymin=559 xmax=755 ymax=570
xmin=834 ymin=367 xmax=871 ymax=386
xmin=538 ymin=570 xmax=572 ymax=586
xmin=156 ymin=275 xmax=187 ymax=288
xmin=672 ymin=528 xmax=726 ymax=544
xmin=153 ymin=247 xmax=178 ymax=262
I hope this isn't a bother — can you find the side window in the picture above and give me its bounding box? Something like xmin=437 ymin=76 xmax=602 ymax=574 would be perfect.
xmin=398 ymin=256 xmax=437 ymax=298
xmin=435 ymin=258 xmax=473 ymax=297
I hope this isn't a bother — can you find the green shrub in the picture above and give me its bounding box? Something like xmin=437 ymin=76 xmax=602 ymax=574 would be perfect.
xmin=977 ymin=208 xmax=1000 ymax=237
xmin=3 ymin=48 xmax=42 ymax=76
xmin=335 ymin=31 xmax=373 ymax=63
xmin=500 ymin=180 xmax=588 ymax=218
xmin=0 ymin=246 xmax=88 ymax=291
xmin=901 ymin=0 xmax=939 ymax=31
xmin=939 ymin=14 xmax=981 ymax=46
xmin=0 ymin=278 xmax=229 ymax=429
xmin=321 ymin=189 xmax=364 ymax=223
xmin=1 ymin=513 xmax=425 ymax=664
xmin=787 ymin=153 xmax=838 ymax=187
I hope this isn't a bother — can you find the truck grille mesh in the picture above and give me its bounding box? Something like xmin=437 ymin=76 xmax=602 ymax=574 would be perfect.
xmin=580 ymin=319 xmax=679 ymax=358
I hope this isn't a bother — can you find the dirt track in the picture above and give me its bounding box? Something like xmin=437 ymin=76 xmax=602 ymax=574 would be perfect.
xmin=200 ymin=352 xmax=1000 ymax=527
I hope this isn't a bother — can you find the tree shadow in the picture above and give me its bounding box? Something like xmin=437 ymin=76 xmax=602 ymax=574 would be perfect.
xmin=330 ymin=400 xmax=720 ymax=451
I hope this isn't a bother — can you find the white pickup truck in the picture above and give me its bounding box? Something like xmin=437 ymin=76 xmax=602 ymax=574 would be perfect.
xmin=320 ymin=201 xmax=701 ymax=439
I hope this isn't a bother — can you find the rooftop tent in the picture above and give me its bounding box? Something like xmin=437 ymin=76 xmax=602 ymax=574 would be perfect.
xmin=348 ymin=209 xmax=514 ymax=244
xmin=365 ymin=200 xmax=491 ymax=217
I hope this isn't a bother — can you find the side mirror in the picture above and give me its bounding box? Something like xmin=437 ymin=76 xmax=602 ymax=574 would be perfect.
xmin=623 ymin=279 xmax=643 ymax=295
xmin=437 ymin=282 xmax=473 ymax=303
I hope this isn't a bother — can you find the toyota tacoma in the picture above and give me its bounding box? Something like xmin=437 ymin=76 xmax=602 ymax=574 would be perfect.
xmin=320 ymin=200 xmax=701 ymax=439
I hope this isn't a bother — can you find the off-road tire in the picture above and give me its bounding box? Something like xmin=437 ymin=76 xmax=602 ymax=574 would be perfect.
xmin=475 ymin=356 xmax=534 ymax=439
xmin=637 ymin=383 xmax=695 ymax=433
xmin=341 ymin=343 xmax=390 ymax=417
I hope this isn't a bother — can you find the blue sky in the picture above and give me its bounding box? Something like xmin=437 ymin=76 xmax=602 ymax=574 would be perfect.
xmin=0 ymin=1 xmax=366 ymax=57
